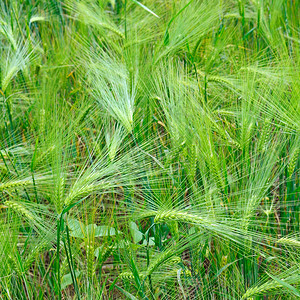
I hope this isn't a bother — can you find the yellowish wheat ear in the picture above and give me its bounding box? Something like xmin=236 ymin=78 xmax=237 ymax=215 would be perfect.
xmin=5 ymin=200 xmax=34 ymax=221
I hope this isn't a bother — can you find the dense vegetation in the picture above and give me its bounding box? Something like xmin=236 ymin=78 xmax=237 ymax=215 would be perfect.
xmin=0 ymin=0 xmax=299 ymax=299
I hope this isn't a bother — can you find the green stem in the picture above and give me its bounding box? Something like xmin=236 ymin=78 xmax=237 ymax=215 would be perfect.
xmin=56 ymin=215 xmax=63 ymax=300
xmin=124 ymin=0 xmax=127 ymax=40
xmin=66 ymin=223 xmax=80 ymax=299
xmin=146 ymin=225 xmax=155 ymax=299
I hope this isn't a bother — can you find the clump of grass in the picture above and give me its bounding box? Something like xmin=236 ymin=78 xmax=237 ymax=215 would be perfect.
xmin=0 ymin=0 xmax=299 ymax=299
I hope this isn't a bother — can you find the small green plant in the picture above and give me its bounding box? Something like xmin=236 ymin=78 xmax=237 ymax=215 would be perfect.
xmin=0 ymin=0 xmax=299 ymax=299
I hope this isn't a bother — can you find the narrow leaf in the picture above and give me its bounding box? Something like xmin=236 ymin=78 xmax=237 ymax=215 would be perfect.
xmin=130 ymin=0 xmax=159 ymax=18
xmin=267 ymin=273 xmax=300 ymax=298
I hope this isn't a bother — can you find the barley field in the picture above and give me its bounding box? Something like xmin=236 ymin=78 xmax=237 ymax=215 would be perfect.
xmin=0 ymin=0 xmax=299 ymax=299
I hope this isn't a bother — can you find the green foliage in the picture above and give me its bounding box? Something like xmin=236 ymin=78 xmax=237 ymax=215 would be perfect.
xmin=0 ymin=0 xmax=299 ymax=299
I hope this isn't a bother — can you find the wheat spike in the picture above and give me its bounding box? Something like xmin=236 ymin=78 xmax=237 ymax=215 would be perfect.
xmin=288 ymin=147 xmax=299 ymax=178
xmin=0 ymin=180 xmax=31 ymax=192
xmin=5 ymin=200 xmax=34 ymax=221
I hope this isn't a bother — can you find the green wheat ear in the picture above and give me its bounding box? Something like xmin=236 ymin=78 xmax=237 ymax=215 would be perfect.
xmin=154 ymin=210 xmax=204 ymax=225
xmin=241 ymin=272 xmax=300 ymax=299
xmin=277 ymin=237 xmax=300 ymax=248
xmin=5 ymin=200 xmax=34 ymax=221
xmin=288 ymin=147 xmax=299 ymax=178
xmin=54 ymin=176 xmax=65 ymax=214
xmin=8 ymin=254 xmax=23 ymax=277
xmin=0 ymin=180 xmax=32 ymax=192
xmin=146 ymin=251 xmax=180 ymax=277
xmin=24 ymin=242 xmax=49 ymax=273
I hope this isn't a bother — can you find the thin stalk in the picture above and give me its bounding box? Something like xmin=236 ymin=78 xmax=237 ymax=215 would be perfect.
xmin=124 ymin=0 xmax=127 ymax=40
xmin=31 ymin=138 xmax=39 ymax=202
xmin=56 ymin=215 xmax=63 ymax=300
xmin=5 ymin=99 xmax=16 ymax=145
xmin=145 ymin=224 xmax=155 ymax=299
xmin=65 ymin=222 xmax=80 ymax=299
